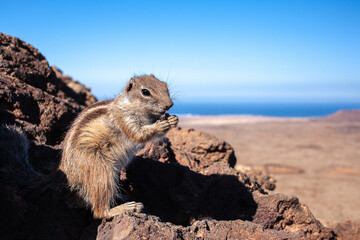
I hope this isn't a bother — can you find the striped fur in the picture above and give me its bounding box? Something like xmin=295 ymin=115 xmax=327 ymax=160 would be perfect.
xmin=59 ymin=75 xmax=178 ymax=218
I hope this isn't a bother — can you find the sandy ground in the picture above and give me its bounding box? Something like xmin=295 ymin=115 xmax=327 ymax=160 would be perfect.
xmin=179 ymin=115 xmax=360 ymax=225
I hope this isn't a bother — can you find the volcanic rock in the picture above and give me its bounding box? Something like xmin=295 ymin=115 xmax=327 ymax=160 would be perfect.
xmin=114 ymin=153 xmax=334 ymax=240
xmin=0 ymin=32 xmax=96 ymax=145
xmin=0 ymin=33 xmax=336 ymax=240
xmin=137 ymin=128 xmax=273 ymax=192
xmin=97 ymin=212 xmax=304 ymax=240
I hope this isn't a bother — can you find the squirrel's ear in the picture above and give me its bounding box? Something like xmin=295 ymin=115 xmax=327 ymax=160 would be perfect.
xmin=126 ymin=79 xmax=135 ymax=92
xmin=150 ymin=74 xmax=155 ymax=78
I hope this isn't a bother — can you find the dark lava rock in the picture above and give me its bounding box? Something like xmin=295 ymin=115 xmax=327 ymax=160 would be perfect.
xmin=0 ymin=33 xmax=337 ymax=240
xmin=0 ymin=32 xmax=96 ymax=145
xmin=97 ymin=212 xmax=304 ymax=240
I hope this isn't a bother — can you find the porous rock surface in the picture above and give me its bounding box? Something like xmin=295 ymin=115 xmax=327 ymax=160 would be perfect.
xmin=0 ymin=33 xmax=337 ymax=239
xmin=0 ymin=32 xmax=96 ymax=145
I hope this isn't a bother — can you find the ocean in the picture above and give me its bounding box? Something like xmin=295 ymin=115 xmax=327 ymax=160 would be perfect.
xmin=168 ymin=102 xmax=360 ymax=117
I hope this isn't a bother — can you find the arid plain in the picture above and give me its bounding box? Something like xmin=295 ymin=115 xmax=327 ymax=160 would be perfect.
xmin=179 ymin=113 xmax=360 ymax=225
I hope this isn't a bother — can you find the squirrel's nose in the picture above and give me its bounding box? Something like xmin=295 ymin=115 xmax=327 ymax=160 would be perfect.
xmin=164 ymin=101 xmax=173 ymax=111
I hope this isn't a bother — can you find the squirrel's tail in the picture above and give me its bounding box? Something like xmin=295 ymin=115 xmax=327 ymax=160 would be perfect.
xmin=0 ymin=124 xmax=58 ymax=196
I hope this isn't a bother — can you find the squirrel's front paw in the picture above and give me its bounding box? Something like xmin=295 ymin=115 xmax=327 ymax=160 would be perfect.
xmin=167 ymin=115 xmax=179 ymax=127
xmin=156 ymin=120 xmax=171 ymax=132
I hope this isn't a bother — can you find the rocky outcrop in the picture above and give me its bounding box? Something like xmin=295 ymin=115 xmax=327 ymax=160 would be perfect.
xmin=97 ymin=212 xmax=305 ymax=240
xmin=0 ymin=33 xmax=337 ymax=239
xmin=330 ymin=220 xmax=360 ymax=240
xmin=0 ymin=32 xmax=96 ymax=145
xmin=51 ymin=66 xmax=97 ymax=106
xmin=235 ymin=164 xmax=277 ymax=191
xmin=116 ymin=132 xmax=334 ymax=240
xmin=137 ymin=128 xmax=274 ymax=193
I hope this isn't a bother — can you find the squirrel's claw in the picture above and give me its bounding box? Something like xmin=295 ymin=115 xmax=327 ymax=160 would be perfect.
xmin=167 ymin=115 xmax=179 ymax=127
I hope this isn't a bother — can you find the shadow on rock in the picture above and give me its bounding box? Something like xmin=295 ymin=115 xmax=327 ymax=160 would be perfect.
xmin=0 ymin=136 xmax=93 ymax=240
xmin=123 ymin=157 xmax=257 ymax=226
xmin=0 ymin=171 xmax=93 ymax=240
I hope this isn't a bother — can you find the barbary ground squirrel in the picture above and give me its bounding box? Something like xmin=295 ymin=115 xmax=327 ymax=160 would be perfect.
xmin=0 ymin=74 xmax=178 ymax=219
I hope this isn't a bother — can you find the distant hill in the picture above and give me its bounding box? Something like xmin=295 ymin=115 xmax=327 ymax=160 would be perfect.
xmin=321 ymin=110 xmax=360 ymax=122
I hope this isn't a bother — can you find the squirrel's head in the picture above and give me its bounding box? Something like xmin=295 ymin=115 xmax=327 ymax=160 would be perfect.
xmin=121 ymin=74 xmax=173 ymax=118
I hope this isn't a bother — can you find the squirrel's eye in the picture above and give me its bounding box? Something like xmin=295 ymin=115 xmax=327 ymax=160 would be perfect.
xmin=141 ymin=89 xmax=151 ymax=96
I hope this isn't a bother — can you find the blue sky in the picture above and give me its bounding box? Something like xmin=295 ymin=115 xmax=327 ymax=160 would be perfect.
xmin=1 ymin=0 xmax=359 ymax=103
